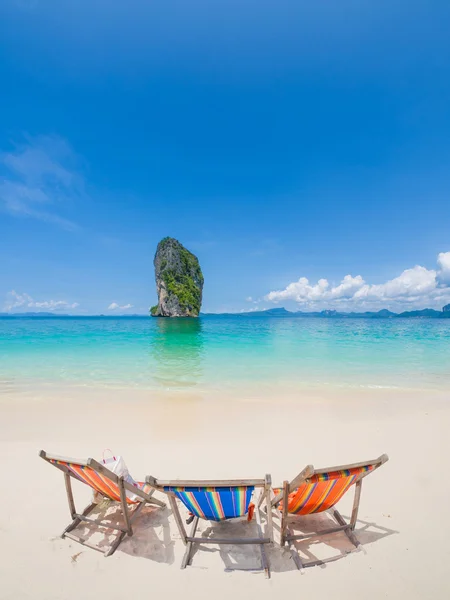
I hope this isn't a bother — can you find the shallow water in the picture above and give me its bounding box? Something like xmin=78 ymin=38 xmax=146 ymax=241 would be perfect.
xmin=1 ymin=316 xmax=450 ymax=391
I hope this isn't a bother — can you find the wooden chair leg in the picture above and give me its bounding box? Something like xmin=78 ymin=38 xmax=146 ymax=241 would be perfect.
xmin=118 ymin=477 xmax=133 ymax=536
xmin=264 ymin=476 xmax=274 ymax=543
xmin=168 ymin=494 xmax=188 ymax=545
xmin=255 ymin=499 xmax=270 ymax=579
xmin=62 ymin=501 xmax=97 ymax=537
xmin=257 ymin=488 xmax=265 ymax=508
xmin=332 ymin=509 xmax=360 ymax=548
xmin=350 ymin=479 xmax=363 ymax=530
xmin=280 ymin=480 xmax=289 ymax=547
xmin=181 ymin=516 xmax=199 ymax=569
xmin=62 ymin=473 xmax=99 ymax=536
xmin=103 ymin=500 xmax=147 ymax=556
xmin=64 ymin=473 xmax=76 ymax=519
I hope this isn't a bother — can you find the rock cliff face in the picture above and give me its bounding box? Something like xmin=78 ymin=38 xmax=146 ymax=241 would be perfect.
xmin=151 ymin=237 xmax=204 ymax=317
xmin=443 ymin=304 xmax=450 ymax=313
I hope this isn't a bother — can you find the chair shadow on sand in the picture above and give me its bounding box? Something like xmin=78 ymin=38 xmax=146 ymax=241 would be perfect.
xmin=186 ymin=517 xmax=270 ymax=573
xmin=181 ymin=508 xmax=397 ymax=574
xmin=60 ymin=500 xmax=396 ymax=574
xmin=67 ymin=500 xmax=175 ymax=565
xmin=268 ymin=509 xmax=398 ymax=573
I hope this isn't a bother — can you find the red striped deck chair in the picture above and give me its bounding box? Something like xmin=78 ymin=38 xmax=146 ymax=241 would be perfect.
xmin=40 ymin=450 xmax=166 ymax=556
xmin=271 ymin=454 xmax=388 ymax=568
xmin=146 ymin=474 xmax=274 ymax=577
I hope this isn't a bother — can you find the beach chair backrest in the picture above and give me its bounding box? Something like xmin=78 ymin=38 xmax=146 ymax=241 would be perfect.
xmin=164 ymin=485 xmax=255 ymax=521
xmin=285 ymin=455 xmax=388 ymax=516
xmin=286 ymin=466 xmax=372 ymax=515
xmin=40 ymin=451 xmax=143 ymax=504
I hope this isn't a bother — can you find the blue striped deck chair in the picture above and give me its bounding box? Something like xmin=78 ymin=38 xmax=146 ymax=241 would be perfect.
xmin=271 ymin=454 xmax=389 ymax=569
xmin=146 ymin=474 xmax=274 ymax=577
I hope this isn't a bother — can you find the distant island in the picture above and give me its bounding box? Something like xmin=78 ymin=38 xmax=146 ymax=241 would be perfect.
xmin=1 ymin=305 xmax=450 ymax=318
xmin=206 ymin=304 xmax=450 ymax=319
xmin=0 ymin=312 xmax=145 ymax=318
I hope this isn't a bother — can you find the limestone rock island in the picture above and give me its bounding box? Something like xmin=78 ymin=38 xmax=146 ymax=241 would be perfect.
xmin=151 ymin=237 xmax=204 ymax=317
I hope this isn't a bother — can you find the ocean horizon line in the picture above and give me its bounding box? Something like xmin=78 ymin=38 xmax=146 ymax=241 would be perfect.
xmin=1 ymin=305 xmax=450 ymax=319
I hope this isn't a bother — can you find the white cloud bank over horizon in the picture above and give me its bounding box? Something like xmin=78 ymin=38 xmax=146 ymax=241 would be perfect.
xmin=265 ymin=251 xmax=450 ymax=311
xmin=3 ymin=291 xmax=79 ymax=313
xmin=107 ymin=302 xmax=134 ymax=311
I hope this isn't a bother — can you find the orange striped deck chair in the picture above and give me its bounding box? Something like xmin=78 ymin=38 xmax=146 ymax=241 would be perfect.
xmin=146 ymin=474 xmax=274 ymax=577
xmin=271 ymin=454 xmax=388 ymax=568
xmin=40 ymin=450 xmax=166 ymax=556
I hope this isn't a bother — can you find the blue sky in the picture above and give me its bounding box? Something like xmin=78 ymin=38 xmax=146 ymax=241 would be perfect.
xmin=1 ymin=0 xmax=450 ymax=313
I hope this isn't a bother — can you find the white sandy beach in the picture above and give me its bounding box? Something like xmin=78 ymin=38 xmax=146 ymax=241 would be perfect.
xmin=1 ymin=382 xmax=449 ymax=599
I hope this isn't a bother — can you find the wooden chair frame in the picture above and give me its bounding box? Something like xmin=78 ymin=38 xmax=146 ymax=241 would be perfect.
xmin=146 ymin=474 xmax=274 ymax=577
xmin=271 ymin=454 xmax=388 ymax=568
xmin=40 ymin=450 xmax=166 ymax=556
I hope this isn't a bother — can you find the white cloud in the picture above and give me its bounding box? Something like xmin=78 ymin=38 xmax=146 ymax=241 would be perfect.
xmin=3 ymin=290 xmax=79 ymax=312
xmin=240 ymin=306 xmax=261 ymax=313
xmin=437 ymin=252 xmax=450 ymax=285
xmin=107 ymin=302 xmax=134 ymax=310
xmin=265 ymin=252 xmax=450 ymax=310
xmin=329 ymin=275 xmax=365 ymax=299
xmin=353 ymin=266 xmax=437 ymax=301
xmin=0 ymin=135 xmax=83 ymax=230
xmin=33 ymin=300 xmax=80 ymax=310
xmin=4 ymin=291 xmax=33 ymax=309
xmin=266 ymin=277 xmax=329 ymax=303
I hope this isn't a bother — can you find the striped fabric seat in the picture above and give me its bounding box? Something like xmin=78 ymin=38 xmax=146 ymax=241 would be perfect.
xmin=276 ymin=466 xmax=374 ymax=515
xmin=164 ymin=486 xmax=254 ymax=521
xmin=49 ymin=459 xmax=151 ymax=504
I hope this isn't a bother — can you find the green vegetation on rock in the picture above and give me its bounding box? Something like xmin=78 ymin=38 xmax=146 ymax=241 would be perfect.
xmin=162 ymin=270 xmax=203 ymax=314
xmin=151 ymin=237 xmax=204 ymax=317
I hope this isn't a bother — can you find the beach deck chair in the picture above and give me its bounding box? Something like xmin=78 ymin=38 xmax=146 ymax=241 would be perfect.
xmin=272 ymin=454 xmax=388 ymax=568
xmin=40 ymin=450 xmax=166 ymax=556
xmin=146 ymin=474 xmax=274 ymax=577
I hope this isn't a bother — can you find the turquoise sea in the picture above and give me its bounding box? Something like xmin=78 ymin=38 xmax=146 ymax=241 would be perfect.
xmin=1 ymin=316 xmax=450 ymax=391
